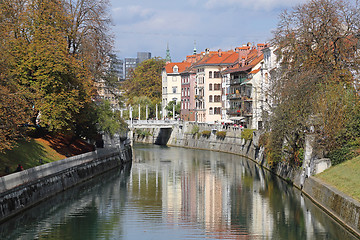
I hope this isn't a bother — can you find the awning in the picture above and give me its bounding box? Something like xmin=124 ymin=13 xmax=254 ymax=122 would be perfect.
xmin=221 ymin=119 xmax=234 ymax=123
xmin=229 ymin=117 xmax=245 ymax=121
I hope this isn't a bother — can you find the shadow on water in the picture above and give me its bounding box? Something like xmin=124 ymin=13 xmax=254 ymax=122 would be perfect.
xmin=0 ymin=162 xmax=132 ymax=240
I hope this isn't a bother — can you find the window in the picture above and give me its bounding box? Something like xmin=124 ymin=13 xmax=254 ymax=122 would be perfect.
xmin=214 ymin=84 xmax=221 ymax=90
xmin=209 ymin=84 xmax=213 ymax=90
xmin=209 ymin=71 xmax=213 ymax=78
xmin=214 ymin=71 xmax=220 ymax=78
xmin=173 ymin=65 xmax=178 ymax=73
xmin=214 ymin=95 xmax=221 ymax=102
xmin=209 ymin=107 xmax=213 ymax=115
xmin=209 ymin=95 xmax=213 ymax=102
xmin=214 ymin=107 xmax=221 ymax=114
xmin=172 ymin=86 xmax=177 ymax=93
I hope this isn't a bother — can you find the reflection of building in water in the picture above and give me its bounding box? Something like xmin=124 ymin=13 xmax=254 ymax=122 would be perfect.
xmin=250 ymin=169 xmax=274 ymax=237
xmin=130 ymin=150 xmax=280 ymax=238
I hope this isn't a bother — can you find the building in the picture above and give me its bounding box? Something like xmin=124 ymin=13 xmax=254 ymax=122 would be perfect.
xmin=124 ymin=57 xmax=138 ymax=80
xmin=192 ymin=49 xmax=239 ymax=123
xmin=137 ymin=52 xmax=151 ymax=64
xmin=124 ymin=52 xmax=152 ymax=80
xmin=162 ymin=62 xmax=191 ymax=118
xmin=180 ymin=67 xmax=197 ymax=121
xmin=224 ymin=44 xmax=266 ymax=129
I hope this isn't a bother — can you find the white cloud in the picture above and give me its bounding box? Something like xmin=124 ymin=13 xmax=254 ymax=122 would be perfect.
xmin=112 ymin=6 xmax=155 ymax=24
xmin=204 ymin=0 xmax=308 ymax=11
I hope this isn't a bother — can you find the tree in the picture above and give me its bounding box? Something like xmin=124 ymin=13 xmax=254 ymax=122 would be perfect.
xmin=64 ymin=0 xmax=112 ymax=81
xmin=165 ymin=101 xmax=180 ymax=118
xmin=123 ymin=58 xmax=165 ymax=105
xmin=0 ymin=86 xmax=29 ymax=152
xmin=267 ymin=0 xmax=360 ymax=165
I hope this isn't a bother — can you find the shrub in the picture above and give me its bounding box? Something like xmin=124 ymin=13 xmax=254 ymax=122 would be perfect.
xmin=216 ymin=131 xmax=226 ymax=139
xmin=201 ymin=130 xmax=211 ymax=138
xmin=328 ymin=147 xmax=356 ymax=166
xmin=190 ymin=125 xmax=199 ymax=136
xmin=136 ymin=129 xmax=152 ymax=138
xmin=241 ymin=129 xmax=255 ymax=141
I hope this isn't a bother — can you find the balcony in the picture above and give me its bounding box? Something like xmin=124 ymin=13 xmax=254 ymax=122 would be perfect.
xmin=230 ymin=77 xmax=248 ymax=85
xmin=227 ymin=93 xmax=241 ymax=100
xmin=195 ymin=95 xmax=203 ymax=100
xmin=227 ymin=94 xmax=252 ymax=101
xmin=227 ymin=108 xmax=242 ymax=115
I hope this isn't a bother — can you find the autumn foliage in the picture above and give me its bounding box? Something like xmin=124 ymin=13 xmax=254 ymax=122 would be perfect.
xmin=0 ymin=0 xmax=113 ymax=152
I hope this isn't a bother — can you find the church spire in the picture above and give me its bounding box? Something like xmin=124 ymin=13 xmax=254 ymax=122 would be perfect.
xmin=165 ymin=42 xmax=171 ymax=63
xmin=193 ymin=40 xmax=197 ymax=55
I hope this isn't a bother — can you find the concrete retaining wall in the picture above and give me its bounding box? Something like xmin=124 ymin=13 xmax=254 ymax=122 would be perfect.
xmin=0 ymin=144 xmax=132 ymax=222
xmin=133 ymin=122 xmax=360 ymax=237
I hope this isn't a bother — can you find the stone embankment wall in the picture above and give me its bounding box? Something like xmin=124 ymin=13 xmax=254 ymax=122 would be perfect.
xmin=0 ymin=143 xmax=132 ymax=222
xmin=133 ymin=122 xmax=360 ymax=237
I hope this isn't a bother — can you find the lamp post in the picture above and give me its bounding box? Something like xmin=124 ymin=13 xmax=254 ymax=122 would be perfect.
xmin=138 ymin=104 xmax=141 ymax=121
xmin=156 ymin=104 xmax=158 ymax=120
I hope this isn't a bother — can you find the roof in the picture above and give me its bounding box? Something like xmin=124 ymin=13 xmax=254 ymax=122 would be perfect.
xmin=165 ymin=62 xmax=191 ymax=74
xmin=192 ymin=50 xmax=239 ymax=67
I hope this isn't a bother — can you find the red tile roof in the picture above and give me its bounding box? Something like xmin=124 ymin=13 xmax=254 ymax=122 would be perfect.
xmin=165 ymin=62 xmax=191 ymax=74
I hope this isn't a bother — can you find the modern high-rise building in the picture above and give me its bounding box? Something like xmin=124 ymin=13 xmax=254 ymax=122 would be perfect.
xmin=124 ymin=57 xmax=138 ymax=80
xmin=137 ymin=52 xmax=151 ymax=64
xmin=124 ymin=52 xmax=152 ymax=79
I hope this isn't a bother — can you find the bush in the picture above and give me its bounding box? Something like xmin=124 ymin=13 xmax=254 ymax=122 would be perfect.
xmin=201 ymin=130 xmax=211 ymax=138
xmin=136 ymin=129 xmax=152 ymax=138
xmin=216 ymin=131 xmax=226 ymax=139
xmin=190 ymin=125 xmax=199 ymax=136
xmin=328 ymin=147 xmax=356 ymax=166
xmin=241 ymin=129 xmax=255 ymax=141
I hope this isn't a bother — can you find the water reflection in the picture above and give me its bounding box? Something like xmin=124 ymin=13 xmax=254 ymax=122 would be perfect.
xmin=132 ymin=144 xmax=356 ymax=240
xmin=0 ymin=144 xmax=357 ymax=240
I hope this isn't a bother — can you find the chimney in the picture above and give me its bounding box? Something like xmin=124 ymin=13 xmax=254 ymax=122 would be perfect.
xmin=205 ymin=48 xmax=210 ymax=55
xmin=241 ymin=56 xmax=246 ymax=67
xmin=218 ymin=49 xmax=222 ymax=57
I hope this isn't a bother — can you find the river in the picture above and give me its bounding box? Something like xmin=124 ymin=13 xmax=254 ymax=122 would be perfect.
xmin=0 ymin=144 xmax=357 ymax=239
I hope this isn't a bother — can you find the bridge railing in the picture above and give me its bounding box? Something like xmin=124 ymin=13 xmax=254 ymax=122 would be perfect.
xmin=126 ymin=120 xmax=183 ymax=126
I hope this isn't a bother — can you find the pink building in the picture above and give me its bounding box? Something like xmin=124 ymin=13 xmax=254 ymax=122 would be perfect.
xmin=180 ymin=67 xmax=196 ymax=121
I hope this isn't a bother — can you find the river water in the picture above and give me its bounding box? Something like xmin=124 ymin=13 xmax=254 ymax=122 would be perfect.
xmin=0 ymin=144 xmax=357 ymax=240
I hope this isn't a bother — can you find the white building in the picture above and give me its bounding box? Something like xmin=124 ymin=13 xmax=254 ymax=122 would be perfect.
xmin=162 ymin=62 xmax=191 ymax=118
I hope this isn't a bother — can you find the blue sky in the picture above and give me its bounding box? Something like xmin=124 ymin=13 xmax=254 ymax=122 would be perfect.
xmin=109 ymin=0 xmax=307 ymax=62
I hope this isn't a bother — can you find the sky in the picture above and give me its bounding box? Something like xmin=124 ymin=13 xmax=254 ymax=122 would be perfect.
xmin=109 ymin=0 xmax=308 ymax=62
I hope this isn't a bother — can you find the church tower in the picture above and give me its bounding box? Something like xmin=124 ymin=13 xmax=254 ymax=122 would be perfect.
xmin=165 ymin=43 xmax=171 ymax=63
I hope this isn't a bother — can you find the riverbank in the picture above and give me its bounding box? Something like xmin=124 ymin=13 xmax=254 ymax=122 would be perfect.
xmin=0 ymin=134 xmax=95 ymax=176
xmin=317 ymin=155 xmax=360 ymax=202
xmin=131 ymin=122 xmax=360 ymax=238
xmin=0 ymin=135 xmax=132 ymax=222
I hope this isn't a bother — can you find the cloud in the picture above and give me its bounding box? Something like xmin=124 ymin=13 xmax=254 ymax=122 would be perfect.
xmin=204 ymin=0 xmax=308 ymax=11
xmin=112 ymin=6 xmax=155 ymax=24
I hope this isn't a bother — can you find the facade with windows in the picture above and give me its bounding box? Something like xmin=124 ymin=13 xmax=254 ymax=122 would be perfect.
xmin=224 ymin=44 xmax=268 ymax=129
xmin=162 ymin=62 xmax=191 ymax=118
xmin=192 ymin=49 xmax=239 ymax=123
xmin=180 ymin=68 xmax=196 ymax=121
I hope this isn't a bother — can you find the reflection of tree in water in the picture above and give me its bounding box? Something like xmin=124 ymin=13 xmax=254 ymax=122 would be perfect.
xmin=0 ymin=164 xmax=132 ymax=240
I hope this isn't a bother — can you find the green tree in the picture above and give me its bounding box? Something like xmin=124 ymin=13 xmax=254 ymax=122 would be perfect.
xmin=165 ymin=101 xmax=180 ymax=118
xmin=123 ymin=58 xmax=165 ymax=105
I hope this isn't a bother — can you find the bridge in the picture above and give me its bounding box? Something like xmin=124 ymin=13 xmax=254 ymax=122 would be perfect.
xmin=126 ymin=120 xmax=183 ymax=129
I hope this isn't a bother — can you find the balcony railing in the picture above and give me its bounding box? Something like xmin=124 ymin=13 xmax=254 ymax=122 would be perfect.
xmin=230 ymin=77 xmax=248 ymax=85
xmin=227 ymin=94 xmax=252 ymax=101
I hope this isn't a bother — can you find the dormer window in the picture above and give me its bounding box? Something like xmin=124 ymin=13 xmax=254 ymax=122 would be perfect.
xmin=173 ymin=65 xmax=179 ymax=73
